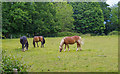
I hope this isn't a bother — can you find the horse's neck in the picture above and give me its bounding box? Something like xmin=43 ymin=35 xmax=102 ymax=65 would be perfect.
xmin=60 ymin=38 xmax=65 ymax=47
xmin=39 ymin=36 xmax=42 ymax=41
xmin=60 ymin=43 xmax=64 ymax=47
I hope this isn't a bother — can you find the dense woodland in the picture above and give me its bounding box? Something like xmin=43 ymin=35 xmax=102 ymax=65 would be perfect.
xmin=2 ymin=2 xmax=119 ymax=38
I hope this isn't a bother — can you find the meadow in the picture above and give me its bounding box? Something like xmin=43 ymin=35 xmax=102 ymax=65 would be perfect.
xmin=2 ymin=35 xmax=118 ymax=72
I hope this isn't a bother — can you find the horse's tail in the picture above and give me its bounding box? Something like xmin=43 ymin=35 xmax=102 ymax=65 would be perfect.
xmin=78 ymin=36 xmax=84 ymax=45
xmin=81 ymin=40 xmax=84 ymax=45
xmin=42 ymin=36 xmax=45 ymax=44
xmin=33 ymin=39 xmax=35 ymax=47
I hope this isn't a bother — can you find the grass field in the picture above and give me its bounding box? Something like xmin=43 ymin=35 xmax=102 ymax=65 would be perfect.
xmin=2 ymin=35 xmax=118 ymax=72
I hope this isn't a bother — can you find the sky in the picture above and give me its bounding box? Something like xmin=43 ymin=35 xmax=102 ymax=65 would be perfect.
xmin=106 ymin=0 xmax=120 ymax=6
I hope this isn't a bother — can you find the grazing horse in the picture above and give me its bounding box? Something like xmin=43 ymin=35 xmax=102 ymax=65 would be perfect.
xmin=33 ymin=36 xmax=45 ymax=48
xmin=59 ymin=36 xmax=84 ymax=52
xmin=20 ymin=36 xmax=29 ymax=52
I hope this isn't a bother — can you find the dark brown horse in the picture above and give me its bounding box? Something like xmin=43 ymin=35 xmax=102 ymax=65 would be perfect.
xmin=59 ymin=36 xmax=84 ymax=52
xmin=33 ymin=36 xmax=45 ymax=48
xmin=20 ymin=36 xmax=29 ymax=52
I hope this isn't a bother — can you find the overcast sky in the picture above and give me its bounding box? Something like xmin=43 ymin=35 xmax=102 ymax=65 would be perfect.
xmin=106 ymin=0 xmax=120 ymax=6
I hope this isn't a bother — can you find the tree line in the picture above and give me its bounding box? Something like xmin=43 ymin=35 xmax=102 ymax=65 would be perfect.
xmin=2 ymin=2 xmax=119 ymax=38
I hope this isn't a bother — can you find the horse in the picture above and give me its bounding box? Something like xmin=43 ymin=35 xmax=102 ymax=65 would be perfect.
xmin=20 ymin=36 xmax=29 ymax=52
xmin=33 ymin=36 xmax=45 ymax=48
xmin=59 ymin=36 xmax=84 ymax=52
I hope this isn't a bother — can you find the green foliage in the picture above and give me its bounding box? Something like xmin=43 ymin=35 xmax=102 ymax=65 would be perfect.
xmin=1 ymin=50 xmax=31 ymax=72
xmin=110 ymin=4 xmax=118 ymax=31
xmin=2 ymin=2 xmax=35 ymax=37
xmin=71 ymin=2 xmax=105 ymax=34
xmin=99 ymin=2 xmax=111 ymax=22
xmin=56 ymin=31 xmax=82 ymax=37
xmin=33 ymin=2 xmax=56 ymax=35
xmin=53 ymin=2 xmax=74 ymax=32
xmin=108 ymin=31 xmax=118 ymax=35
xmin=2 ymin=35 xmax=6 ymax=39
xmin=99 ymin=2 xmax=111 ymax=34
xmin=2 ymin=2 xmax=74 ymax=37
xmin=2 ymin=2 xmax=119 ymax=37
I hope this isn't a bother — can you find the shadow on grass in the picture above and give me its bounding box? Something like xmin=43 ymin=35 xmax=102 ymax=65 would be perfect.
xmin=14 ymin=47 xmax=22 ymax=52
xmin=83 ymin=49 xmax=98 ymax=52
xmin=61 ymin=49 xmax=97 ymax=52
xmin=14 ymin=47 xmax=30 ymax=52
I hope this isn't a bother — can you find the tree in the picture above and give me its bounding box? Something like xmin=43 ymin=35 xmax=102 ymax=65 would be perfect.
xmin=32 ymin=2 xmax=56 ymax=36
xmin=53 ymin=2 xmax=74 ymax=32
xmin=71 ymin=2 xmax=105 ymax=35
xmin=2 ymin=2 xmax=35 ymax=37
xmin=110 ymin=4 xmax=118 ymax=31
xmin=2 ymin=2 xmax=56 ymax=37
xmin=118 ymin=1 xmax=120 ymax=31
xmin=99 ymin=2 xmax=111 ymax=34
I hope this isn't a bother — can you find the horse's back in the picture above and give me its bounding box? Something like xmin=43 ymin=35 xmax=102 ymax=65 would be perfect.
xmin=33 ymin=36 xmax=40 ymax=42
xmin=64 ymin=37 xmax=75 ymax=44
xmin=39 ymin=36 xmax=45 ymax=44
xmin=20 ymin=36 xmax=27 ymax=44
xmin=64 ymin=36 xmax=81 ymax=44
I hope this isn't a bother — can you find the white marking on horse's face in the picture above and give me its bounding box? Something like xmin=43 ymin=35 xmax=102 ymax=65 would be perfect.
xmin=59 ymin=46 xmax=61 ymax=49
xmin=59 ymin=38 xmax=65 ymax=52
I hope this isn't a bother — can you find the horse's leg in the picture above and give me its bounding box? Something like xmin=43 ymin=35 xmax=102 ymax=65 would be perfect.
xmin=77 ymin=40 xmax=82 ymax=51
xmin=37 ymin=42 xmax=39 ymax=47
xmin=76 ymin=42 xmax=80 ymax=51
xmin=64 ymin=44 xmax=66 ymax=51
xmin=33 ymin=40 xmax=35 ymax=47
xmin=25 ymin=42 xmax=28 ymax=50
xmin=80 ymin=44 xmax=82 ymax=51
xmin=34 ymin=42 xmax=36 ymax=47
xmin=42 ymin=42 xmax=44 ymax=48
xmin=22 ymin=44 xmax=25 ymax=52
xmin=41 ymin=42 xmax=43 ymax=48
xmin=67 ymin=44 xmax=70 ymax=51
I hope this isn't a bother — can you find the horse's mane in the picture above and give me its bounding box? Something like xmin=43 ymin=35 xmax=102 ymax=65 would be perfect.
xmin=60 ymin=37 xmax=65 ymax=47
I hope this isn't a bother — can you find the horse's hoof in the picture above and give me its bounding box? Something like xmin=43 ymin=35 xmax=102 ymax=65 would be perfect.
xmin=64 ymin=49 xmax=66 ymax=52
xmin=22 ymin=49 xmax=25 ymax=52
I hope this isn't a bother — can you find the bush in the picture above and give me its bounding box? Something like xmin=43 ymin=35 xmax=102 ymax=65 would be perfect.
xmin=1 ymin=50 xmax=31 ymax=73
xmin=2 ymin=35 xmax=6 ymax=39
xmin=108 ymin=31 xmax=118 ymax=35
xmin=56 ymin=32 xmax=82 ymax=37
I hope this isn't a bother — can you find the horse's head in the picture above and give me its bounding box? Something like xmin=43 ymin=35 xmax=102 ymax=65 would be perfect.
xmin=59 ymin=37 xmax=65 ymax=52
xmin=59 ymin=46 xmax=63 ymax=52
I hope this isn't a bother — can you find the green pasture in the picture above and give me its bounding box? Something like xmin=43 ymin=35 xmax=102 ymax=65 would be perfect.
xmin=2 ymin=35 xmax=118 ymax=72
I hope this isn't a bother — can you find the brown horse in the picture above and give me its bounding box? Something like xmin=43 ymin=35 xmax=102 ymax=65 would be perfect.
xmin=33 ymin=36 xmax=45 ymax=48
xmin=59 ymin=36 xmax=84 ymax=52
